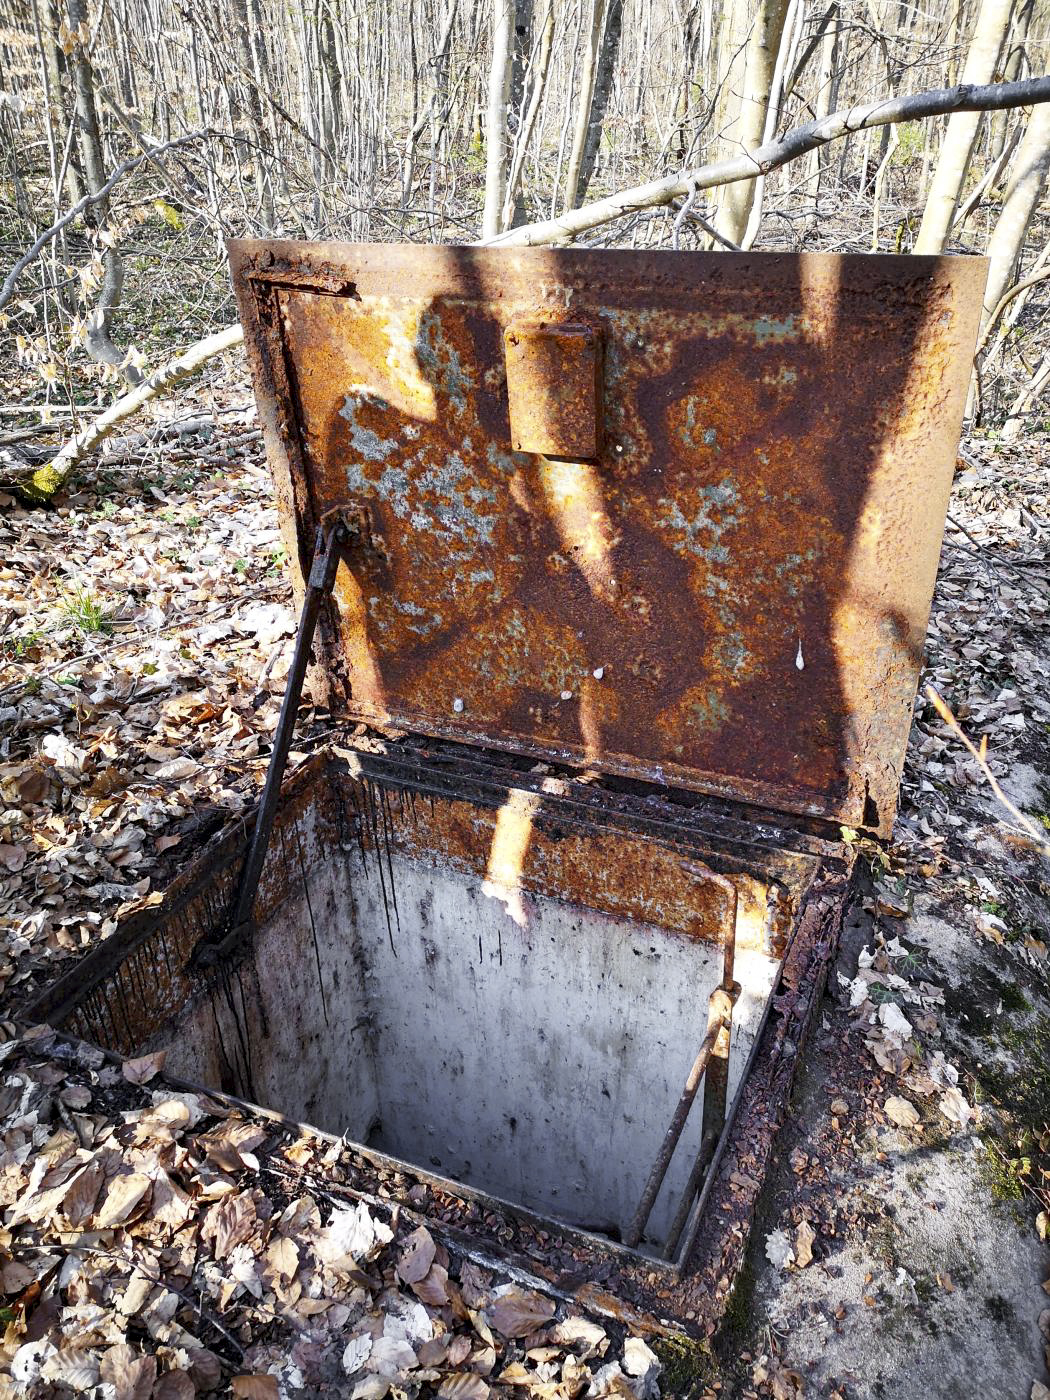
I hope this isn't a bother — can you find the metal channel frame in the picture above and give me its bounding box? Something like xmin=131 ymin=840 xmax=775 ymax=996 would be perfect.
xmin=197 ymin=518 xmax=350 ymax=964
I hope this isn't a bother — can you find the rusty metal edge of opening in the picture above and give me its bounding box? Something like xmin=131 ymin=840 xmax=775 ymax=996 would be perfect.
xmin=229 ymin=239 xmax=987 ymax=837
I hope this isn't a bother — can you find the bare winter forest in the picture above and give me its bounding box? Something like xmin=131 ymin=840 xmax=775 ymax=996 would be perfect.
xmin=1 ymin=0 xmax=1050 ymax=478
xmin=3 ymin=3 xmax=1050 ymax=1399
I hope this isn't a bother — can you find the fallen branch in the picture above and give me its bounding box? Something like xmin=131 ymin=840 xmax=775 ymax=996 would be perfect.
xmin=13 ymin=322 xmax=244 ymax=503
xmin=484 ymin=74 xmax=1050 ymax=247
xmin=925 ymin=684 xmax=1050 ymax=854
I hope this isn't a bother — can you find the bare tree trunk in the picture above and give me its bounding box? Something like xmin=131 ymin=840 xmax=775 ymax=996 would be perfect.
xmin=741 ymin=0 xmax=805 ymax=249
xmin=989 ymin=0 xmax=1033 ymax=156
xmin=914 ymin=0 xmax=1015 ymax=254
xmin=503 ymin=0 xmax=554 ymax=228
xmin=563 ymin=0 xmax=607 ymax=210
xmin=482 ymin=0 xmax=514 ymax=237
xmin=708 ymin=0 xmax=792 ymax=246
xmin=978 ymin=101 xmax=1050 ymax=339
xmin=804 ymin=2 xmax=839 ymax=209
xmin=66 ymin=0 xmax=142 ymax=386
xmin=575 ymin=0 xmax=624 ymax=203
xmin=1002 ymin=350 xmax=1050 ymax=440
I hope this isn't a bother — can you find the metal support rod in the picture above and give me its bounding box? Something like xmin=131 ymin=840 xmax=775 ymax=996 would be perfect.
xmin=226 ymin=524 xmax=346 ymax=941
xmin=622 ymin=1006 xmax=728 ymax=1250
xmin=662 ymin=1125 xmax=720 ymax=1260
xmin=622 ymin=869 xmax=740 ymax=1252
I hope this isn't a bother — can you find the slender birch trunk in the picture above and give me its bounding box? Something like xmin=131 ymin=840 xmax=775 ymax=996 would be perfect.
xmin=708 ymin=0 xmax=792 ymax=246
xmin=914 ymin=0 xmax=1015 ymax=254
xmin=563 ymin=0 xmax=607 ymax=210
xmin=982 ymin=100 xmax=1050 ymax=324
xmin=482 ymin=0 xmax=514 ymax=237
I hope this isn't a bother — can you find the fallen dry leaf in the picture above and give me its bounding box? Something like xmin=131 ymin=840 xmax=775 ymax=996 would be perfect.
xmin=622 ymin=1335 xmax=659 ymax=1377
xmin=153 ymin=1370 xmax=196 ymax=1400
xmin=765 ymin=1228 xmax=795 ymax=1270
xmin=99 ymin=1345 xmax=157 ymax=1400
xmin=794 ymin=1218 xmax=816 ymax=1269
xmin=122 ymin=1051 xmax=166 ymax=1084
xmin=488 ymin=1286 xmax=556 ymax=1338
xmin=231 ymin=1376 xmax=279 ymax=1399
xmin=94 ymin=1172 xmax=152 ymax=1228
xmin=412 ymin=1263 xmax=450 ymax=1306
xmin=884 ymin=1095 xmax=920 ymax=1129
xmin=939 ymin=1086 xmax=973 ymax=1127
xmin=438 ymin=1374 xmax=490 ymax=1400
xmin=397 ymin=1223 xmax=437 ymax=1284
xmin=202 ymin=1190 xmax=257 ymax=1259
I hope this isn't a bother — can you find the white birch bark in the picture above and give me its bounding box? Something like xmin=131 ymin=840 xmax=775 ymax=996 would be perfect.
xmin=708 ymin=0 xmax=792 ymax=245
xmin=482 ymin=0 xmax=514 ymax=239
xmin=981 ymin=99 xmax=1050 ymax=328
xmin=914 ymin=0 xmax=1015 ymax=254
xmin=563 ymin=0 xmax=607 ymax=210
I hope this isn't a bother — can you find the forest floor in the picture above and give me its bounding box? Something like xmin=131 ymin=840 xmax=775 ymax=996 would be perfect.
xmin=1 ymin=350 xmax=1049 ymax=1397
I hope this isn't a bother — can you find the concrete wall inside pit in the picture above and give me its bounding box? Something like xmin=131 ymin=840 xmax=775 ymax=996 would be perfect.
xmin=155 ymin=838 xmax=780 ymax=1252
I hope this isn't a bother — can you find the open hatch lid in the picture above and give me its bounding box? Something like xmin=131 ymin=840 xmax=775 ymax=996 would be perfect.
xmin=230 ymin=241 xmax=985 ymax=834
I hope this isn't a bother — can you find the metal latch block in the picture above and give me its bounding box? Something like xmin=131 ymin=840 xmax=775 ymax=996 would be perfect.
xmin=504 ymin=320 xmax=602 ymax=458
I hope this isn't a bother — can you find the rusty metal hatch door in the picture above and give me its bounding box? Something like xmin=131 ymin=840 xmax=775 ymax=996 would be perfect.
xmin=230 ymin=242 xmax=986 ymax=834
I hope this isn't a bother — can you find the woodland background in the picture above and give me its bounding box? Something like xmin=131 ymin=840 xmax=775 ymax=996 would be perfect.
xmin=0 ymin=0 xmax=1049 ymax=471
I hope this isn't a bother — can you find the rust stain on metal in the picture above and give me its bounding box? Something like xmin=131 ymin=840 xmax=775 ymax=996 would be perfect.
xmin=504 ymin=320 xmax=603 ymax=456
xmin=351 ymin=778 xmax=774 ymax=952
xmin=229 ymin=242 xmax=986 ymax=833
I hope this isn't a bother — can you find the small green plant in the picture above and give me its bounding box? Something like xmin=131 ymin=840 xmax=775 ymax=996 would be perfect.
xmin=59 ymin=585 xmax=114 ymax=636
xmin=891 ymin=121 xmax=924 ymax=166
xmin=1 ymin=629 xmax=43 ymax=660
xmin=233 ymin=558 xmax=250 ymax=575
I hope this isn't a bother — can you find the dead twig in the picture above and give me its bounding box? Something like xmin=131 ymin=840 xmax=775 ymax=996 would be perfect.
xmin=925 ymin=684 xmax=1050 ymax=855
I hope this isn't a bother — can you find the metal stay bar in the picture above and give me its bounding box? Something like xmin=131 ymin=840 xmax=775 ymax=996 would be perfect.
xmin=194 ymin=519 xmax=350 ymax=967
xmin=622 ymin=871 xmax=740 ymax=1251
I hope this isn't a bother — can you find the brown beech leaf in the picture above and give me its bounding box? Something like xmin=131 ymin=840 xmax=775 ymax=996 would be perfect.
xmin=0 ymin=843 xmax=27 ymax=873
xmin=99 ymin=1345 xmax=157 ymax=1400
xmin=884 ymin=1095 xmax=920 ymax=1129
xmin=231 ymin=1376 xmax=279 ymax=1399
xmin=153 ymin=1370 xmax=196 ymax=1400
xmin=447 ymin=1336 xmax=472 ymax=1367
xmin=412 ymin=1263 xmax=450 ymax=1306
xmin=794 ymin=1218 xmax=816 ymax=1269
xmin=397 ymin=1224 xmax=436 ymax=1285
xmin=94 ymin=1171 xmax=152 ymax=1228
xmin=487 ymin=1286 xmax=556 ymax=1338
xmin=186 ymin=1349 xmax=222 ymax=1391
xmin=122 ymin=1051 xmax=166 ymax=1085
xmin=202 ymin=1191 xmax=257 ymax=1259
xmin=437 ymin=1375 xmax=490 ymax=1400
xmin=266 ymin=1234 xmax=299 ymax=1282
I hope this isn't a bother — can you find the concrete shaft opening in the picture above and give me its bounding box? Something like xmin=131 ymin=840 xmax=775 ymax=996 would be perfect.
xmin=197 ymin=843 xmax=776 ymax=1253
xmin=46 ymin=759 xmax=793 ymax=1262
